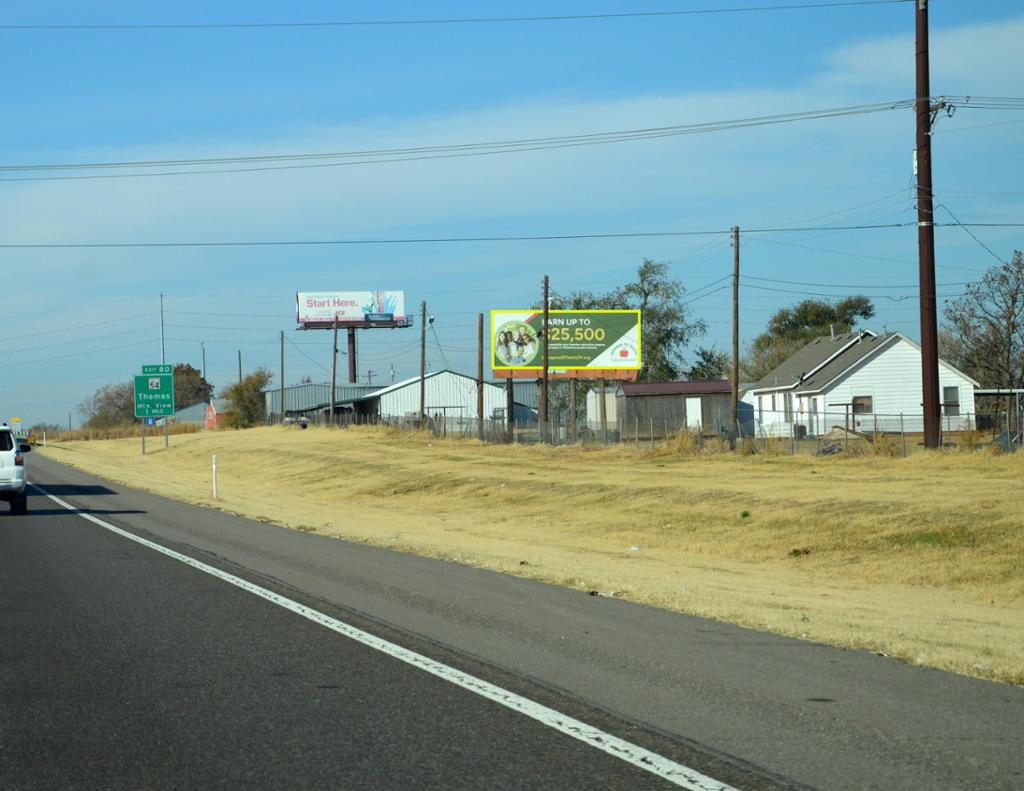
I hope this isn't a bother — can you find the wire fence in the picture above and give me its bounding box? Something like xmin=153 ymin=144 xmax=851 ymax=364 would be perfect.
xmin=278 ymin=407 xmax=1022 ymax=455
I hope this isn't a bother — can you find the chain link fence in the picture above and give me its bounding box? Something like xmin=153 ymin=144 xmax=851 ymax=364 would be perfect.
xmin=291 ymin=406 xmax=1022 ymax=455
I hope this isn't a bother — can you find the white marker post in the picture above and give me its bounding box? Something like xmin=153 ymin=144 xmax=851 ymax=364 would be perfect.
xmin=212 ymin=454 xmax=218 ymax=500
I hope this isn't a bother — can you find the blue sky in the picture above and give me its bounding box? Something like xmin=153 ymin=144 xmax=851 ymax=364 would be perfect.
xmin=2 ymin=1 xmax=1022 ymax=425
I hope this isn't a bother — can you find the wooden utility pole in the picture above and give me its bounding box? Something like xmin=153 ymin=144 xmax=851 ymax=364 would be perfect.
xmin=330 ymin=319 xmax=339 ymax=426
xmin=279 ymin=330 xmax=285 ymax=424
xmin=237 ymin=350 xmax=242 ymax=385
xmin=731 ymin=225 xmax=740 ymax=444
xmin=419 ymin=301 xmax=427 ymax=424
xmin=916 ymin=0 xmax=940 ymax=448
xmin=598 ymin=378 xmax=608 ymax=443
xmin=347 ymin=327 xmax=357 ymax=384
xmin=541 ymin=275 xmax=550 ymax=442
xmin=477 ymin=313 xmax=485 ymax=440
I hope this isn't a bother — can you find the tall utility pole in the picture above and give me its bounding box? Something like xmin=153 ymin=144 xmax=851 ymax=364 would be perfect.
xmin=541 ymin=275 xmax=550 ymax=442
xmin=201 ymin=342 xmax=206 ymax=381
xmin=330 ymin=319 xmax=339 ymax=426
xmin=916 ymin=0 xmax=940 ymax=448
xmin=160 ymin=293 xmax=168 ymax=448
xmin=159 ymin=292 xmax=166 ymax=365
xmin=279 ymin=331 xmax=285 ymax=424
xmin=731 ymin=226 xmax=740 ymax=441
xmin=366 ymin=370 xmax=375 ymax=386
xmin=347 ymin=327 xmax=357 ymax=384
xmin=419 ymin=302 xmax=427 ymax=425
xmin=237 ymin=350 xmax=242 ymax=385
xmin=477 ymin=313 xmax=484 ymax=440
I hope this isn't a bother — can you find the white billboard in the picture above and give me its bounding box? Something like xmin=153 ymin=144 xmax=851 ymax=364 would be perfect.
xmin=296 ymin=291 xmax=406 ymax=324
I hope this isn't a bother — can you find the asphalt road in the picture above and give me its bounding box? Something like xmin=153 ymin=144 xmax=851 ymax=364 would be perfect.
xmin=2 ymin=454 xmax=1022 ymax=790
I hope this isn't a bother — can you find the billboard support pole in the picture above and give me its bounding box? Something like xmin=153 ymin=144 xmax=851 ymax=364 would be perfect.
xmin=141 ymin=420 xmax=146 ymax=456
xmin=477 ymin=313 xmax=484 ymax=440
xmin=541 ymin=275 xmax=550 ymax=443
xmin=347 ymin=327 xmax=357 ymax=384
xmin=330 ymin=320 xmax=339 ymax=426
xmin=505 ymin=378 xmax=514 ymax=442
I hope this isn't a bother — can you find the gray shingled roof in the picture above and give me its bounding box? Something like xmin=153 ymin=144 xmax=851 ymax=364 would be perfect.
xmin=750 ymin=331 xmax=894 ymax=391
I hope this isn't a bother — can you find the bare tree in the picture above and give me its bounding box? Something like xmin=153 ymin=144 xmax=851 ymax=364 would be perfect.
xmin=941 ymin=250 xmax=1024 ymax=389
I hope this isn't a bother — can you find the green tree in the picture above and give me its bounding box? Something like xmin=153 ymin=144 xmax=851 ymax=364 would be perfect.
xmin=687 ymin=346 xmax=730 ymax=380
xmin=742 ymin=296 xmax=875 ymax=381
xmin=550 ymin=259 xmax=706 ymax=382
xmin=79 ymin=381 xmax=136 ymax=428
xmin=941 ymin=250 xmax=1024 ymax=389
xmin=222 ymin=368 xmax=273 ymax=428
xmin=173 ymin=363 xmax=214 ymax=410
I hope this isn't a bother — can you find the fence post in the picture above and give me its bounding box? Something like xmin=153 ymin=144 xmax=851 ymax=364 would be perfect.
xmin=212 ymin=454 xmax=218 ymax=500
xmin=900 ymin=413 xmax=907 ymax=457
xmin=635 ymin=416 xmax=640 ymax=451
xmin=791 ymin=422 xmax=796 ymax=455
xmin=650 ymin=417 xmax=655 ymax=450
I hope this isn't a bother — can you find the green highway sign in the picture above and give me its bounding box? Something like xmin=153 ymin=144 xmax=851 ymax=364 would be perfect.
xmin=134 ymin=373 xmax=175 ymax=418
xmin=142 ymin=364 xmax=173 ymax=375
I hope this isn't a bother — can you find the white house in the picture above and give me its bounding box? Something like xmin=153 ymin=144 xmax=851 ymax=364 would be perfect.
xmin=741 ymin=331 xmax=979 ymax=437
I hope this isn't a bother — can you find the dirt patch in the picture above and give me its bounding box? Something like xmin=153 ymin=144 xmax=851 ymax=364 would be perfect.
xmin=38 ymin=425 xmax=1024 ymax=685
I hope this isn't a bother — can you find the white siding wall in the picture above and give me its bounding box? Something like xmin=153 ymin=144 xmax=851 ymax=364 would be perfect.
xmin=586 ymin=389 xmax=618 ymax=429
xmin=377 ymin=372 xmax=507 ymax=419
xmin=819 ymin=338 xmax=976 ymax=433
xmin=741 ymin=337 xmax=977 ymax=437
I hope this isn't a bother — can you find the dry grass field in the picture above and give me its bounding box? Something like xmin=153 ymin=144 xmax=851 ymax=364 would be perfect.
xmin=38 ymin=426 xmax=1024 ymax=685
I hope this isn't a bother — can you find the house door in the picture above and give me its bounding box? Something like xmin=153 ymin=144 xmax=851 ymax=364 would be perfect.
xmin=686 ymin=397 xmax=702 ymax=429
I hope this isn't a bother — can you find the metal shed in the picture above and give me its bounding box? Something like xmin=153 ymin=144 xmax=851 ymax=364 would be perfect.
xmin=616 ymin=380 xmax=734 ymax=437
xmin=344 ymin=370 xmax=536 ymax=426
xmin=263 ymin=382 xmax=380 ymax=421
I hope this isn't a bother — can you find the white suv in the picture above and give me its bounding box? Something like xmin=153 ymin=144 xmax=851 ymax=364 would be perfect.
xmin=0 ymin=424 xmax=31 ymax=514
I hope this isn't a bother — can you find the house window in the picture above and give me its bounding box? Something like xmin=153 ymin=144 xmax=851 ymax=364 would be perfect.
xmin=784 ymin=392 xmax=793 ymax=422
xmin=757 ymin=396 xmax=763 ymax=422
xmin=852 ymin=396 xmax=873 ymax=415
xmin=770 ymin=393 xmax=776 ymax=413
xmin=943 ymin=386 xmax=960 ymax=416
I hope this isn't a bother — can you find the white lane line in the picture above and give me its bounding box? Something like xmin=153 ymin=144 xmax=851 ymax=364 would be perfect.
xmin=35 ymin=484 xmax=740 ymax=791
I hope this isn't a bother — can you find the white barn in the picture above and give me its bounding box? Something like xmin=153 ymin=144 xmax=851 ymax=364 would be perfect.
xmin=741 ymin=331 xmax=979 ymax=437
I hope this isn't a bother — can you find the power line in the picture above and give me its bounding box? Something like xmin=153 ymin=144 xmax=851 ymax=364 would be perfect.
xmin=4 ymin=221 xmax=1020 ymax=249
xmin=0 ymin=339 xmax=158 ymax=368
xmin=0 ymin=311 xmax=156 ymax=342
xmin=0 ymin=3 xmax=915 ymax=31
xmin=284 ymin=335 xmax=332 ymax=374
xmin=740 ymin=282 xmax=968 ymax=301
xmin=0 ymin=101 xmax=917 ymax=183
xmin=743 ymin=274 xmax=972 ymax=289
xmin=936 ymin=203 xmax=1006 ymax=265
xmin=0 ymin=326 xmax=161 ymax=356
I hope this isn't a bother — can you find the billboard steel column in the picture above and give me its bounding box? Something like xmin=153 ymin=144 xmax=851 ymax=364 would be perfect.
xmin=916 ymin=0 xmax=940 ymax=448
xmin=347 ymin=327 xmax=357 ymax=384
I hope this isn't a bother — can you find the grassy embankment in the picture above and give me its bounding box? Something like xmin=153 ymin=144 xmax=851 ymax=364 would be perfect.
xmin=39 ymin=426 xmax=1024 ymax=685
